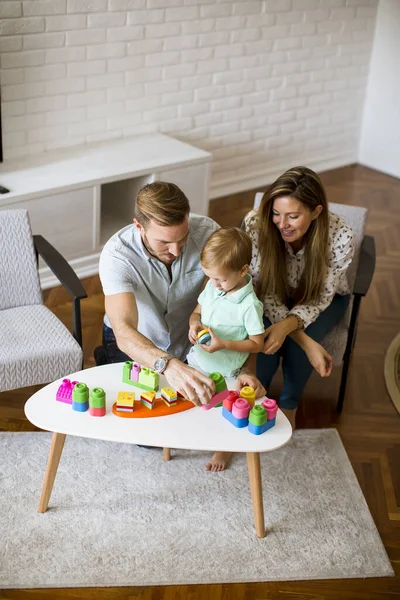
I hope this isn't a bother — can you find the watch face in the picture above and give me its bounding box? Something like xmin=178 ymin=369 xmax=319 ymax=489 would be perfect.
xmin=154 ymin=358 xmax=166 ymax=372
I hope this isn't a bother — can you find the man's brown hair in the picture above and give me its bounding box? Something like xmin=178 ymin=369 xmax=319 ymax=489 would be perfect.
xmin=135 ymin=181 xmax=190 ymax=228
xmin=201 ymin=227 xmax=252 ymax=272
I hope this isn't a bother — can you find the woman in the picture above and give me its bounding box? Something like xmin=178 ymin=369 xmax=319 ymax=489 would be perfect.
xmin=243 ymin=166 xmax=354 ymax=428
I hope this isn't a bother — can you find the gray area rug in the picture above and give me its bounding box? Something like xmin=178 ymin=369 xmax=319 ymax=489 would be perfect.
xmin=0 ymin=429 xmax=393 ymax=588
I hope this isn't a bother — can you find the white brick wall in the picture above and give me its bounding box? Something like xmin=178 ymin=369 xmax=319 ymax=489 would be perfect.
xmin=0 ymin=0 xmax=378 ymax=197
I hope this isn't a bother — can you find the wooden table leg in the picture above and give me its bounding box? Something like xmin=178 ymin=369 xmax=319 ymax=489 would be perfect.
xmin=163 ymin=447 xmax=171 ymax=462
xmin=38 ymin=432 xmax=66 ymax=513
xmin=246 ymin=452 xmax=266 ymax=538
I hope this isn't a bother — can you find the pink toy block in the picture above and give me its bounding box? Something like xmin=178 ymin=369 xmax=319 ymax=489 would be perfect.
xmin=232 ymin=398 xmax=251 ymax=420
xmin=130 ymin=362 xmax=141 ymax=382
xmin=201 ymin=388 xmax=229 ymax=411
xmin=89 ymin=406 xmax=106 ymax=417
xmin=222 ymin=390 xmax=239 ymax=412
xmin=262 ymin=398 xmax=278 ymax=420
xmin=56 ymin=379 xmax=78 ymax=404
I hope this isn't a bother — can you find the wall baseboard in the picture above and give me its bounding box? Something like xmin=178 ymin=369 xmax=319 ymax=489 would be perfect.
xmin=209 ymin=153 xmax=357 ymax=199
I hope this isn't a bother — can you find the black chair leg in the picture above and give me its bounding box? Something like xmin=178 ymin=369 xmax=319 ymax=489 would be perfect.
xmin=337 ymin=353 xmax=351 ymax=413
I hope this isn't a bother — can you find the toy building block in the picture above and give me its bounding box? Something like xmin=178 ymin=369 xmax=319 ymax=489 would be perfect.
xmin=138 ymin=366 xmax=159 ymax=391
xmin=248 ymin=404 xmax=276 ymax=434
xmin=56 ymin=379 xmax=78 ymax=404
xmin=222 ymin=390 xmax=239 ymax=412
xmin=122 ymin=360 xmax=159 ymax=391
xmin=140 ymin=391 xmax=156 ymax=409
xmin=116 ymin=391 xmax=135 ymax=412
xmin=262 ymin=398 xmax=278 ymax=421
xmin=239 ymin=386 xmax=256 ymax=408
xmin=161 ymin=387 xmax=177 ymax=407
xmin=130 ymin=362 xmax=140 ymax=382
xmin=232 ymin=398 xmax=251 ymax=420
xmin=222 ymin=407 xmax=249 ymax=429
xmin=72 ymin=382 xmax=89 ymax=412
xmin=89 ymin=387 xmax=106 ymax=417
xmin=197 ymin=328 xmax=211 ymax=345
xmin=177 ymin=391 xmax=187 ymax=401
xmin=201 ymin=372 xmax=229 ymax=410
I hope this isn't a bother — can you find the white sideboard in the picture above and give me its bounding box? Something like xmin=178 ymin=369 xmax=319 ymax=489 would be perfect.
xmin=0 ymin=134 xmax=212 ymax=289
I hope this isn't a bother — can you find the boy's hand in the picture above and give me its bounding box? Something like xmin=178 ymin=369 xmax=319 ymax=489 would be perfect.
xmin=199 ymin=327 xmax=225 ymax=353
xmin=188 ymin=322 xmax=205 ymax=345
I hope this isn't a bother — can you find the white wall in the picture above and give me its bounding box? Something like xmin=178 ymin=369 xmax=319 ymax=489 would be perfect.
xmin=359 ymin=0 xmax=400 ymax=179
xmin=0 ymin=0 xmax=378 ymax=198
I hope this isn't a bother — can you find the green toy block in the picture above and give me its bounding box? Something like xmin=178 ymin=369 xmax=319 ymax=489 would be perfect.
xmin=249 ymin=405 xmax=268 ymax=426
xmin=209 ymin=372 xmax=227 ymax=394
xmin=89 ymin=387 xmax=106 ymax=408
xmin=72 ymin=382 xmax=89 ymax=403
xmin=122 ymin=361 xmax=159 ymax=392
xmin=138 ymin=366 xmax=159 ymax=391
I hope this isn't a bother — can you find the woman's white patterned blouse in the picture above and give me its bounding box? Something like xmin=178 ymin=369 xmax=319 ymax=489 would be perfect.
xmin=243 ymin=210 xmax=355 ymax=330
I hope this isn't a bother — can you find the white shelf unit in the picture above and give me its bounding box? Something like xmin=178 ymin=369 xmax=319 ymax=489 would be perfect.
xmin=0 ymin=134 xmax=212 ymax=289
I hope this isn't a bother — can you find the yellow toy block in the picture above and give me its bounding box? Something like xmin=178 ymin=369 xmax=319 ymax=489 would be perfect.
xmin=116 ymin=391 xmax=135 ymax=407
xmin=161 ymin=387 xmax=177 ymax=402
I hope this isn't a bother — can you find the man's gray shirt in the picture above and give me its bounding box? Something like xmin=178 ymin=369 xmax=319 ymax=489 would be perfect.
xmin=99 ymin=214 xmax=219 ymax=361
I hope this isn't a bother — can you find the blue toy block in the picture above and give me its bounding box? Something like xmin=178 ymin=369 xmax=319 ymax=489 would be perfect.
xmin=222 ymin=406 xmax=248 ymax=428
xmin=248 ymin=417 xmax=276 ymax=435
xmin=72 ymin=401 xmax=89 ymax=412
xmin=198 ymin=332 xmax=211 ymax=345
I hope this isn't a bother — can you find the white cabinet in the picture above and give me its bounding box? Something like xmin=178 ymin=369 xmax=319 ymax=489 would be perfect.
xmin=0 ymin=134 xmax=212 ymax=289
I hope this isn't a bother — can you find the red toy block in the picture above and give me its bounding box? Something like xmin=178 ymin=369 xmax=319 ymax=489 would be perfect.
xmin=222 ymin=390 xmax=239 ymax=412
xmin=89 ymin=406 xmax=106 ymax=417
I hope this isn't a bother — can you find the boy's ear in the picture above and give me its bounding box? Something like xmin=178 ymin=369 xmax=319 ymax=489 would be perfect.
xmin=241 ymin=264 xmax=249 ymax=277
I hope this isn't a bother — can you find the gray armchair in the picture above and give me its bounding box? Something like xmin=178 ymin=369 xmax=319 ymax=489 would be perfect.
xmin=0 ymin=209 xmax=87 ymax=393
xmin=252 ymin=194 xmax=376 ymax=413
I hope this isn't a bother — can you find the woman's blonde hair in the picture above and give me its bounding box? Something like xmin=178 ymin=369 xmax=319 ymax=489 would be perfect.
xmin=201 ymin=227 xmax=252 ymax=272
xmin=256 ymin=166 xmax=329 ymax=306
xmin=136 ymin=181 xmax=190 ymax=228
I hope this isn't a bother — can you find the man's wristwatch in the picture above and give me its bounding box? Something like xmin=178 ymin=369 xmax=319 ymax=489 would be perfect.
xmin=153 ymin=354 xmax=175 ymax=374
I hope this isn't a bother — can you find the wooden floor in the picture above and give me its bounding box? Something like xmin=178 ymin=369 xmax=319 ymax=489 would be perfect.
xmin=1 ymin=165 xmax=400 ymax=600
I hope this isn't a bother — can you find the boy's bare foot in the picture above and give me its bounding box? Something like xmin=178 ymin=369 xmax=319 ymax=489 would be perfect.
xmin=205 ymin=451 xmax=232 ymax=472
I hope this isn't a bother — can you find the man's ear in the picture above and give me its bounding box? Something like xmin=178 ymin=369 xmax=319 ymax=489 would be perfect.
xmin=133 ymin=218 xmax=144 ymax=232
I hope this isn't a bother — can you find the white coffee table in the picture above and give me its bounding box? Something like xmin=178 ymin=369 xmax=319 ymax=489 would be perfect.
xmin=25 ymin=363 xmax=292 ymax=538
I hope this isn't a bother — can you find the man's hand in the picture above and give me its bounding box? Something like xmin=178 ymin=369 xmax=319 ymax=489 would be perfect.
xmin=304 ymin=339 xmax=333 ymax=377
xmin=164 ymin=358 xmax=215 ymax=406
xmin=199 ymin=327 xmax=224 ymax=353
xmin=263 ymin=321 xmax=291 ymax=354
xmin=236 ymin=368 xmax=266 ymax=398
xmin=188 ymin=322 xmax=206 ymax=345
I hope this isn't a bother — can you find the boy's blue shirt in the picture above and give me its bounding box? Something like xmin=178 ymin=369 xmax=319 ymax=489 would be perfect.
xmin=192 ymin=274 xmax=265 ymax=377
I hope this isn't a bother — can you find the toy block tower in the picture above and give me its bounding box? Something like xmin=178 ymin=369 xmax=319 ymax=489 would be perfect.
xmin=222 ymin=397 xmax=251 ymax=428
xmin=116 ymin=391 xmax=135 ymax=413
xmin=89 ymin=387 xmax=106 ymax=417
xmin=56 ymin=379 xmax=78 ymax=404
xmin=72 ymin=382 xmax=89 ymax=412
xmin=201 ymin=372 xmax=229 ymax=410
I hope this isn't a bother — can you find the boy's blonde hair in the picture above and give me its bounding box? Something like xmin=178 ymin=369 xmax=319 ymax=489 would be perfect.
xmin=201 ymin=227 xmax=252 ymax=272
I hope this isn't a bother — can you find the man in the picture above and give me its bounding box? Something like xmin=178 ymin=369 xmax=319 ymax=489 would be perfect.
xmin=98 ymin=181 xmax=264 ymax=471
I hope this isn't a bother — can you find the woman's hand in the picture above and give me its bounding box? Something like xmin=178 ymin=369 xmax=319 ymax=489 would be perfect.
xmin=188 ymin=322 xmax=205 ymax=345
xmin=199 ymin=327 xmax=225 ymax=353
xmin=263 ymin=321 xmax=290 ymax=354
xmin=304 ymin=339 xmax=333 ymax=377
xmin=236 ymin=369 xmax=266 ymax=398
